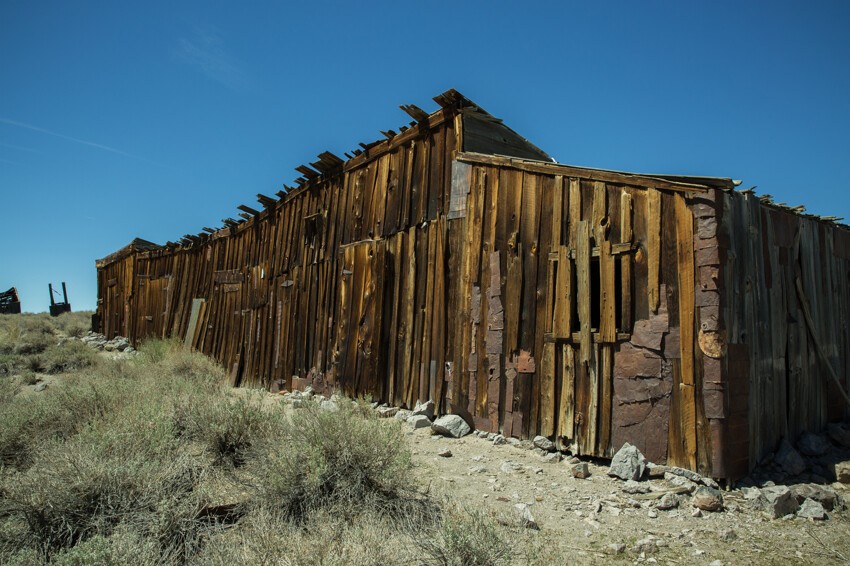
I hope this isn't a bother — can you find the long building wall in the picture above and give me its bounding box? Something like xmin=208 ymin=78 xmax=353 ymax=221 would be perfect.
xmin=96 ymin=102 xmax=850 ymax=480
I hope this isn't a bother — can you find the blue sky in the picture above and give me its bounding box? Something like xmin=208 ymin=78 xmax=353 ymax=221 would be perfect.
xmin=1 ymin=1 xmax=848 ymax=313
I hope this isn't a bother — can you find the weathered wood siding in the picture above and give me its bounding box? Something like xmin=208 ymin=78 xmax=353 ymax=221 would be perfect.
xmin=96 ymin=94 xmax=850 ymax=480
xmin=719 ymin=191 xmax=850 ymax=478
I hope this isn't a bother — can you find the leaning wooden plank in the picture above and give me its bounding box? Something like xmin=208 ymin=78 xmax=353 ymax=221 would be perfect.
xmin=568 ymin=178 xmax=581 ymax=250
xmin=647 ymin=189 xmax=662 ymax=313
xmin=576 ymin=221 xmax=592 ymax=364
xmin=540 ymin=341 xmax=556 ymax=437
xmin=675 ymin=193 xmax=698 ymax=470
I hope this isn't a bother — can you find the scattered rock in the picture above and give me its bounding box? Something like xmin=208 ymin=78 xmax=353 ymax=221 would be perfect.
xmin=541 ymin=452 xmax=562 ymax=464
xmin=394 ymin=409 xmax=413 ymax=421
xmin=632 ymin=537 xmax=658 ymax=554
xmin=33 ymin=382 xmax=47 ymax=392
xmin=437 ymin=448 xmax=453 ymax=458
xmin=407 ymin=415 xmax=432 ymax=429
xmin=790 ymin=484 xmax=838 ymax=510
xmin=708 ymin=561 xmax=725 ymax=566
xmin=507 ymin=438 xmax=522 ymax=447
xmin=718 ymin=528 xmax=737 ymax=542
xmin=797 ymin=498 xmax=827 ymax=520
xmin=692 ymin=486 xmax=724 ymax=512
xmin=515 ymin=503 xmax=539 ymax=530
xmin=487 ymin=432 xmax=497 ymax=441
xmin=411 ymin=399 xmax=434 ymax=420
xmin=319 ymin=399 xmax=339 ymax=412
xmin=667 ymin=466 xmax=702 ymax=483
xmin=647 ymin=463 xmax=669 ymax=479
xmin=532 ymin=435 xmax=555 ymax=452
xmin=608 ymin=442 xmax=647 ymax=481
xmin=774 ymin=438 xmax=807 ymax=476
xmin=622 ymin=479 xmax=651 ymax=495
xmin=501 ymin=461 xmax=523 ymax=474
xmin=647 ymin=509 xmax=658 ymax=518
xmin=665 ymin=472 xmax=698 ymax=493
xmin=656 ymin=492 xmax=680 ymax=510
xmin=431 ymin=415 xmax=471 ymax=438
xmin=376 ymin=406 xmax=399 ymax=418
xmin=604 ymin=543 xmax=626 ymax=555
xmin=492 ymin=434 xmax=507 ymax=446
xmin=834 ymin=461 xmax=850 ymax=484
xmin=826 ymin=423 xmax=850 ymax=448
xmin=691 ymin=508 xmax=703 ymax=518
xmin=756 ymin=485 xmax=801 ymax=519
xmin=571 ymin=462 xmax=590 ymax=479
xmin=797 ymin=432 xmax=831 ymax=457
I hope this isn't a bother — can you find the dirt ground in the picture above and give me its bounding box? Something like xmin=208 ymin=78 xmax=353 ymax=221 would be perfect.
xmin=404 ymin=424 xmax=850 ymax=565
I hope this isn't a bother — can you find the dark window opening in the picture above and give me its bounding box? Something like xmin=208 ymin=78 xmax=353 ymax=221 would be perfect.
xmin=590 ymin=257 xmax=600 ymax=331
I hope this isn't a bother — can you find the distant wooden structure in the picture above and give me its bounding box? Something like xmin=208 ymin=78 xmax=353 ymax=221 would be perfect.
xmin=48 ymin=282 xmax=72 ymax=316
xmin=95 ymin=90 xmax=850 ymax=479
xmin=0 ymin=287 xmax=21 ymax=314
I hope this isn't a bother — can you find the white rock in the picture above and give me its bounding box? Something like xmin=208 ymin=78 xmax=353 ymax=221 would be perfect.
xmin=431 ymin=414 xmax=471 ymax=438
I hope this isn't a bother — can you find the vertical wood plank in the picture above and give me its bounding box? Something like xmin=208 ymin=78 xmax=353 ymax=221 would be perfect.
xmin=600 ymin=240 xmax=616 ymax=342
xmin=675 ymin=193 xmax=698 ymax=469
xmin=577 ymin=220 xmax=592 ymax=363
xmin=647 ymin=189 xmax=662 ymax=313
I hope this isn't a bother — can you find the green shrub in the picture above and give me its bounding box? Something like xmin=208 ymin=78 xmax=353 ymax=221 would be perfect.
xmin=420 ymin=506 xmax=514 ymax=566
xmin=52 ymin=312 xmax=92 ymax=339
xmin=252 ymin=402 xmax=422 ymax=523
xmin=0 ymin=419 xmax=207 ymax=560
xmin=195 ymin=507 xmax=418 ymax=566
xmin=37 ymin=340 xmax=97 ymax=374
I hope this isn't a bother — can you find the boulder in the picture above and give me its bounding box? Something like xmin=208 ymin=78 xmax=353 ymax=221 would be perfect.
xmin=826 ymin=423 xmax=850 ymax=448
xmin=532 ymin=435 xmax=555 ymax=452
xmin=797 ymin=432 xmax=831 ymax=457
xmin=541 ymin=452 xmax=562 ymax=464
xmin=834 ymin=460 xmax=850 ymax=484
xmin=622 ymin=480 xmax=651 ymax=494
xmin=797 ymin=498 xmax=827 ymax=520
xmin=394 ymin=409 xmax=413 ymax=421
xmin=774 ymin=438 xmax=806 ymax=476
xmin=656 ymin=492 xmax=679 ymax=510
xmin=407 ymin=415 xmax=432 ymax=429
xmin=664 ymin=472 xmax=697 ymax=493
xmin=790 ymin=484 xmax=838 ymax=510
xmin=515 ymin=503 xmax=539 ymax=530
xmin=692 ymin=486 xmax=724 ymax=512
xmin=412 ymin=399 xmax=435 ymax=420
xmin=571 ymin=462 xmax=590 ymax=479
xmin=757 ymin=485 xmax=800 ymax=519
xmin=431 ymin=414 xmax=471 ymax=438
xmin=608 ymin=442 xmax=647 ymax=481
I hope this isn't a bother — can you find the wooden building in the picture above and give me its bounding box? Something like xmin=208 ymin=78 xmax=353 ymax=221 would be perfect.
xmin=95 ymin=90 xmax=850 ymax=480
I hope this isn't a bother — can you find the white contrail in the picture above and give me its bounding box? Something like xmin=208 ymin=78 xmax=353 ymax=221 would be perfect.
xmin=0 ymin=118 xmax=160 ymax=164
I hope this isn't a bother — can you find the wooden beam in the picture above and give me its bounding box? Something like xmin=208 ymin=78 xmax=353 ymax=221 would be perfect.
xmin=456 ymin=152 xmax=709 ymax=193
xmin=237 ymin=204 xmax=260 ymax=216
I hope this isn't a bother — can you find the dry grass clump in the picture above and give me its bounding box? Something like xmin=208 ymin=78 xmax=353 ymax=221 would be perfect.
xmin=0 ymin=312 xmax=96 ymax=378
xmin=250 ymin=401 xmax=432 ymax=525
xmin=0 ymin=330 xmax=544 ymax=565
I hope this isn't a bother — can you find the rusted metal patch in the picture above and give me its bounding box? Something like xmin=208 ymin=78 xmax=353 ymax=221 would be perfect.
xmin=698 ymin=329 xmax=726 ymax=359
